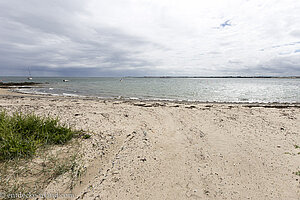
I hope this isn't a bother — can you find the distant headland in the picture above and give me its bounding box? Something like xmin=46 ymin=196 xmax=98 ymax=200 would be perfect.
xmin=130 ymin=76 xmax=300 ymax=79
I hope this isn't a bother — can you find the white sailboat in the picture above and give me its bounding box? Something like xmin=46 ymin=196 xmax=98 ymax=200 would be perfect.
xmin=27 ymin=67 xmax=33 ymax=80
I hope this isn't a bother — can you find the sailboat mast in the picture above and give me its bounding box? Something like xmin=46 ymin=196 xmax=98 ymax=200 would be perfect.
xmin=28 ymin=67 xmax=31 ymax=77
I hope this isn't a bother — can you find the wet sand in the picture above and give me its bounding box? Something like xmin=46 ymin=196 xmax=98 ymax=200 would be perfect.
xmin=0 ymin=89 xmax=299 ymax=199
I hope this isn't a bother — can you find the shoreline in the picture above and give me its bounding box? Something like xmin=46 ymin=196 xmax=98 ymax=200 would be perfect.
xmin=0 ymin=87 xmax=299 ymax=199
xmin=1 ymin=88 xmax=300 ymax=107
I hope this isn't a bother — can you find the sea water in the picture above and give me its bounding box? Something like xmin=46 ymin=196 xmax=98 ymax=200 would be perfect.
xmin=1 ymin=77 xmax=299 ymax=103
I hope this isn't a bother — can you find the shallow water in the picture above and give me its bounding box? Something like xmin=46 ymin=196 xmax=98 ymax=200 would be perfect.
xmin=1 ymin=77 xmax=299 ymax=103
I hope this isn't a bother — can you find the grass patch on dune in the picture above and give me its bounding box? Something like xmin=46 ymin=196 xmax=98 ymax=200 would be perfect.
xmin=0 ymin=148 xmax=86 ymax=199
xmin=0 ymin=110 xmax=90 ymax=198
xmin=0 ymin=111 xmax=79 ymax=161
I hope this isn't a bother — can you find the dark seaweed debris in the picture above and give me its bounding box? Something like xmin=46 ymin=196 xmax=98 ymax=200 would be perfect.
xmin=0 ymin=82 xmax=43 ymax=88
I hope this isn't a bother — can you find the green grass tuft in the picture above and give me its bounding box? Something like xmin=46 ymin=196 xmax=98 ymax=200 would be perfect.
xmin=293 ymin=171 xmax=300 ymax=176
xmin=0 ymin=111 xmax=78 ymax=161
xmin=82 ymin=134 xmax=91 ymax=139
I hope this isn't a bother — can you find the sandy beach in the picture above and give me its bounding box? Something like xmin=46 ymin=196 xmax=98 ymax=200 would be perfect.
xmin=0 ymin=88 xmax=300 ymax=199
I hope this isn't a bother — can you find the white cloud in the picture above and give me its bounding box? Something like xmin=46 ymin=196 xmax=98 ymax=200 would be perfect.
xmin=0 ymin=0 xmax=299 ymax=76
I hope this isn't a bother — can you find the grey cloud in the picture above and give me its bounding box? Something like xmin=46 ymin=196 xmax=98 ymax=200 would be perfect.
xmin=270 ymin=41 xmax=300 ymax=49
xmin=259 ymin=41 xmax=300 ymax=53
xmin=206 ymin=51 xmax=221 ymax=55
xmin=1 ymin=65 xmax=167 ymax=77
xmin=244 ymin=56 xmax=300 ymax=75
xmin=228 ymin=60 xmax=243 ymax=64
xmin=1 ymin=0 xmax=300 ymax=77
xmin=205 ymin=55 xmax=300 ymax=76
xmin=290 ymin=30 xmax=300 ymax=38
xmin=0 ymin=0 xmax=157 ymax=76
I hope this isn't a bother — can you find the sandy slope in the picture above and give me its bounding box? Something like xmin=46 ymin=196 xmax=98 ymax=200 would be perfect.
xmin=0 ymin=93 xmax=299 ymax=199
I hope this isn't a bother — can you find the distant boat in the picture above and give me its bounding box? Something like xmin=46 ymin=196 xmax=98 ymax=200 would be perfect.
xmin=63 ymin=79 xmax=69 ymax=82
xmin=27 ymin=67 xmax=33 ymax=80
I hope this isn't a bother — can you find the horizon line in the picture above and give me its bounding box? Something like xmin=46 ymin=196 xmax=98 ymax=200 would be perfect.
xmin=1 ymin=75 xmax=300 ymax=79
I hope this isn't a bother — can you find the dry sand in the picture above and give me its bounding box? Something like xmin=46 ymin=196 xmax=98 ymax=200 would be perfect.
xmin=0 ymin=88 xmax=300 ymax=199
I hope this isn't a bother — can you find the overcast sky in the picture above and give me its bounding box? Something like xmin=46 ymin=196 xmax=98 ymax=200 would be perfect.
xmin=0 ymin=0 xmax=300 ymax=76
